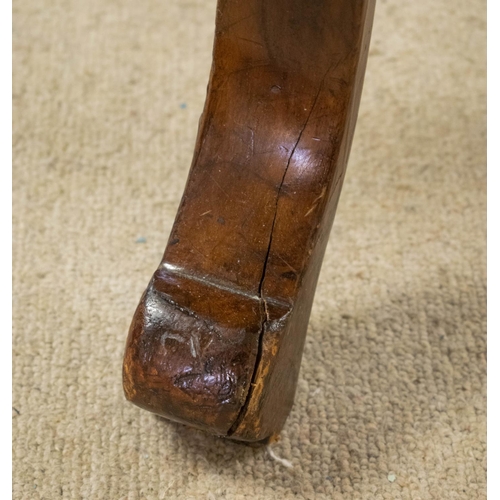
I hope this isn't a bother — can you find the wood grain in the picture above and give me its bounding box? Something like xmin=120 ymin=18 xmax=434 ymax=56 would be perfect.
xmin=123 ymin=0 xmax=376 ymax=441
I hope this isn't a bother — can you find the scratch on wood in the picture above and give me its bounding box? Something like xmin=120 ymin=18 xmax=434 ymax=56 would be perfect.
xmin=161 ymin=332 xmax=185 ymax=345
xmin=304 ymin=205 xmax=316 ymax=217
xmin=238 ymin=37 xmax=264 ymax=48
xmin=221 ymin=12 xmax=257 ymax=32
xmin=189 ymin=337 xmax=197 ymax=357
xmin=275 ymin=254 xmax=298 ymax=273
xmin=208 ymin=173 xmax=230 ymax=198
xmin=305 ymin=187 xmax=327 ymax=217
xmin=189 ymin=332 xmax=201 ymax=358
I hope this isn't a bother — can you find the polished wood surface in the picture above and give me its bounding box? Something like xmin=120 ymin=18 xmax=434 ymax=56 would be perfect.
xmin=123 ymin=0 xmax=376 ymax=442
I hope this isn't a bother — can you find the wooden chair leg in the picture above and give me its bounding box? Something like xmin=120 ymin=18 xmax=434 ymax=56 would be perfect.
xmin=123 ymin=0 xmax=376 ymax=442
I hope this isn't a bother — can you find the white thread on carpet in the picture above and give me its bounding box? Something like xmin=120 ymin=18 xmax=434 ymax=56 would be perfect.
xmin=267 ymin=447 xmax=293 ymax=469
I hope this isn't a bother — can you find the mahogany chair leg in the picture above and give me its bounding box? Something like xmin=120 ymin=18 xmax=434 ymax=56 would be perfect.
xmin=123 ymin=0 xmax=376 ymax=442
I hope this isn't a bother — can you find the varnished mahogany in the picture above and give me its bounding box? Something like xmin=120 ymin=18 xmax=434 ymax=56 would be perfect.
xmin=123 ymin=0 xmax=376 ymax=442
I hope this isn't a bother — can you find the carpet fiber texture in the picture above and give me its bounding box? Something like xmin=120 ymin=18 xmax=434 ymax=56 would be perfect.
xmin=13 ymin=0 xmax=486 ymax=498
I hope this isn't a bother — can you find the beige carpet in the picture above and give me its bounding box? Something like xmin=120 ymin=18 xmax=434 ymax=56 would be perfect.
xmin=13 ymin=0 xmax=486 ymax=498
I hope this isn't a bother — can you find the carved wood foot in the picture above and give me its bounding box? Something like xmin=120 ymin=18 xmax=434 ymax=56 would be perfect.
xmin=123 ymin=0 xmax=376 ymax=442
